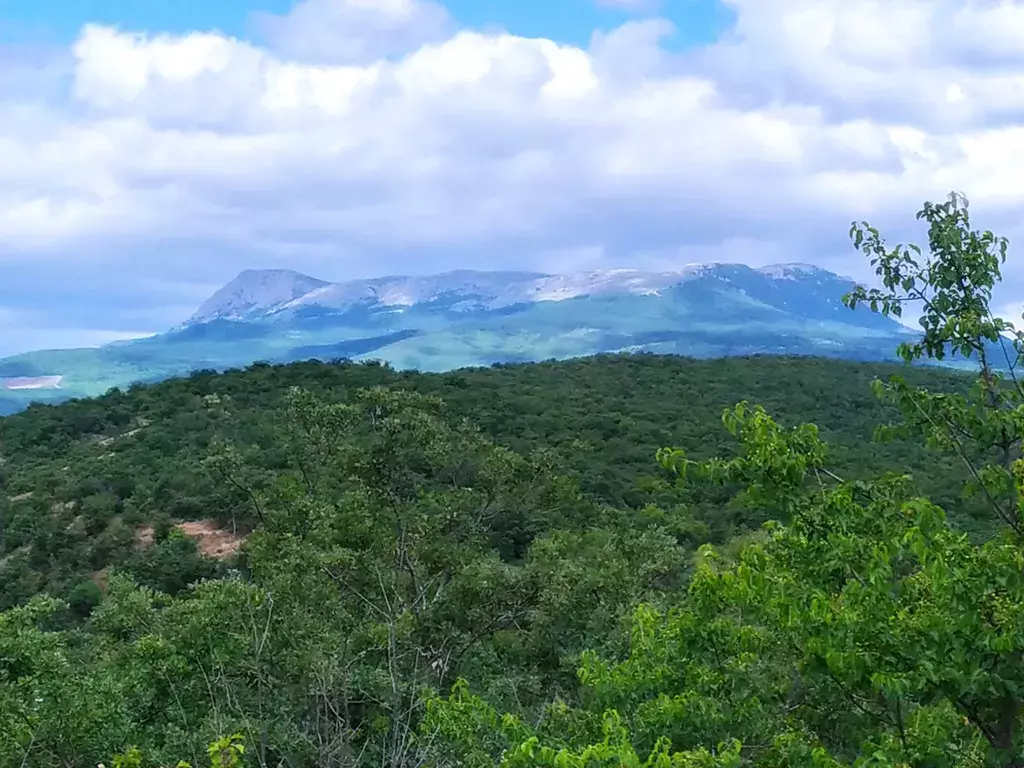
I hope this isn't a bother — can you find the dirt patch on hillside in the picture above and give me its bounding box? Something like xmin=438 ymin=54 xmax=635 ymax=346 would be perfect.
xmin=10 ymin=492 xmax=33 ymax=502
xmin=177 ymin=520 xmax=246 ymax=559
xmin=133 ymin=519 xmax=246 ymax=560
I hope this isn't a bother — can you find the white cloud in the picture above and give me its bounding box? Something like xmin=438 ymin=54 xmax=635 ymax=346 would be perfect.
xmin=1 ymin=0 xmax=1024 ymax=343
xmin=255 ymin=0 xmax=452 ymax=64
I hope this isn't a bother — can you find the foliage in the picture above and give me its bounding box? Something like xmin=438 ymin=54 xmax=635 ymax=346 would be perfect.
xmin=0 ymin=374 xmax=682 ymax=767
xmin=0 ymin=349 xmax=986 ymax=612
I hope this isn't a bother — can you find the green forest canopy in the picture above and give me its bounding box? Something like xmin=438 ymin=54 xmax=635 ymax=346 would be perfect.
xmin=0 ymin=352 xmax=988 ymax=611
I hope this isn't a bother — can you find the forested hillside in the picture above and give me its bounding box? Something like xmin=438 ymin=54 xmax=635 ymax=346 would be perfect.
xmin=4 ymin=194 xmax=1024 ymax=767
xmin=0 ymin=352 xmax=984 ymax=612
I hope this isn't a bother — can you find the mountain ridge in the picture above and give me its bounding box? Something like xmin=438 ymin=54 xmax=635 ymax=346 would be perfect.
xmin=186 ymin=268 xmax=332 ymax=326
xmin=185 ymin=262 xmax=858 ymax=326
xmin=0 ymin=260 xmax=952 ymax=416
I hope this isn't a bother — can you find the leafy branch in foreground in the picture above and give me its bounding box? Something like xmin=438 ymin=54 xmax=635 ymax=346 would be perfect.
xmin=844 ymin=192 xmax=1024 ymax=536
xmin=108 ymin=733 xmax=245 ymax=768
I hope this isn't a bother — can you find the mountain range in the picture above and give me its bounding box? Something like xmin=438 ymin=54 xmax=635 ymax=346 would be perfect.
xmin=0 ymin=261 xmax=965 ymax=415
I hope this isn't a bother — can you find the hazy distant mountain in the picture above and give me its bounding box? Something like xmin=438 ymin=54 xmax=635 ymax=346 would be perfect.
xmin=182 ymin=263 xmax=869 ymax=326
xmin=186 ymin=269 xmax=332 ymax=325
xmin=0 ymin=261 xmax=960 ymax=415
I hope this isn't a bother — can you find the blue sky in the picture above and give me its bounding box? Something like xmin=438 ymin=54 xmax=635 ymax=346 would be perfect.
xmin=0 ymin=0 xmax=1023 ymax=357
xmin=1 ymin=0 xmax=733 ymax=48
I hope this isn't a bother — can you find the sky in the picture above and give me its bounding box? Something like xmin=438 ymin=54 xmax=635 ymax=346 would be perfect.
xmin=1 ymin=0 xmax=1024 ymax=356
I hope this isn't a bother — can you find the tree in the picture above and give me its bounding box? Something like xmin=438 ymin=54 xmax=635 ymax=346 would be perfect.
xmin=425 ymin=192 xmax=1024 ymax=766
xmin=0 ymin=596 xmax=140 ymax=768
xmin=177 ymin=384 xmax=682 ymax=767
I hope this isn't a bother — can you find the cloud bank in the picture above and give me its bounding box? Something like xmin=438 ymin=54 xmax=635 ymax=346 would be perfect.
xmin=2 ymin=0 xmax=1024 ymax=354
